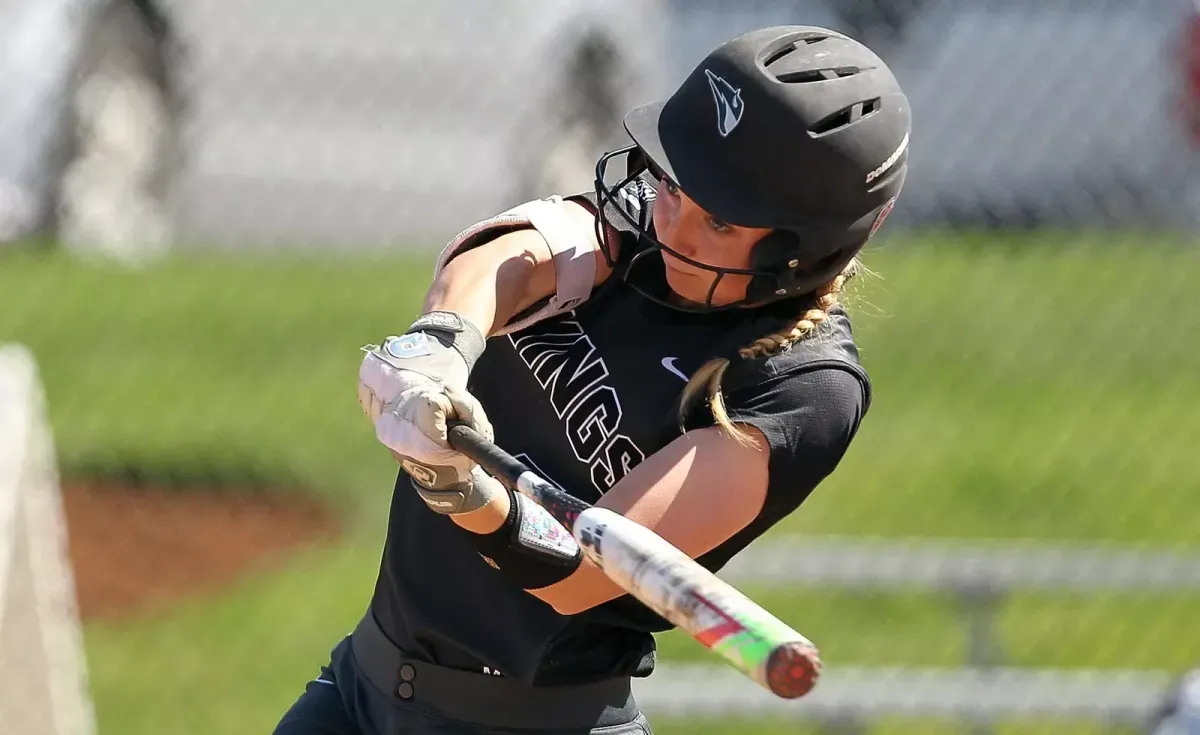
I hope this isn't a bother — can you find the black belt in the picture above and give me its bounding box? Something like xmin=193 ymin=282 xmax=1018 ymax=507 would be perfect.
xmin=349 ymin=612 xmax=639 ymax=730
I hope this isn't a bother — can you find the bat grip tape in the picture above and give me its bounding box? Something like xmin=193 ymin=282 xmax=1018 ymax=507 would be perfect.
xmin=447 ymin=423 xmax=529 ymax=487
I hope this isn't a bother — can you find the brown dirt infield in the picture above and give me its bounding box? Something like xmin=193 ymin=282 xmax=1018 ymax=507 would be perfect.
xmin=61 ymin=479 xmax=340 ymax=621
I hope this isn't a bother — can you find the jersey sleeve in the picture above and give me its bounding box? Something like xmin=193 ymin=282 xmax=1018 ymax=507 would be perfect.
xmin=576 ymin=362 xmax=871 ymax=636
xmin=719 ymin=362 xmax=870 ymax=530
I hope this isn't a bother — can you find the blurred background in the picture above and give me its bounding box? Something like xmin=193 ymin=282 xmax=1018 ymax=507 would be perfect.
xmin=2 ymin=0 xmax=1199 ymax=734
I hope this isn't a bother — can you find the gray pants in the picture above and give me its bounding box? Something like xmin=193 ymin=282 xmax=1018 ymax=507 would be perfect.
xmin=273 ymin=617 xmax=652 ymax=735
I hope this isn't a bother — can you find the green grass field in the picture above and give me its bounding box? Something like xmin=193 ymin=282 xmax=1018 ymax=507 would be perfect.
xmin=2 ymin=231 xmax=1198 ymax=734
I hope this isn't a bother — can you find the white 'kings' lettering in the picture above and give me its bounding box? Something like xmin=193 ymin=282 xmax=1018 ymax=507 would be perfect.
xmin=509 ymin=319 xmax=646 ymax=495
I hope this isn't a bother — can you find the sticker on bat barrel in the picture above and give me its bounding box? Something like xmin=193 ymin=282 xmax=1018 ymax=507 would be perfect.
xmin=635 ymin=559 xmax=699 ymax=613
xmin=576 ymin=521 xmax=606 ymax=558
xmin=687 ymin=590 xmax=749 ymax=648
xmin=680 ymin=588 xmax=782 ymax=676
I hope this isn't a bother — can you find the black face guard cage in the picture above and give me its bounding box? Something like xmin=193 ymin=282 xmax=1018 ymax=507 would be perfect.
xmin=591 ymin=145 xmax=800 ymax=314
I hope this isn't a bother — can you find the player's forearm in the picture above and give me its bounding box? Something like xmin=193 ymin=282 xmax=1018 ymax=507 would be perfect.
xmin=421 ymin=229 xmax=557 ymax=338
xmin=448 ymin=485 xmax=510 ymax=534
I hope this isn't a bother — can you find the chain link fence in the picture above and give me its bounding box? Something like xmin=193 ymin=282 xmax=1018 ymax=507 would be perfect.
xmin=2 ymin=1 xmax=1199 ymax=734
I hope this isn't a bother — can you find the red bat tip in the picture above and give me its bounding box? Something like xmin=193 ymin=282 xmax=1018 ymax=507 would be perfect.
xmin=765 ymin=642 xmax=822 ymax=699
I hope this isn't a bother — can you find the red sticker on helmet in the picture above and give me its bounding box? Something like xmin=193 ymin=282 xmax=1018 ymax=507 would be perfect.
xmin=870 ymin=197 xmax=897 ymax=238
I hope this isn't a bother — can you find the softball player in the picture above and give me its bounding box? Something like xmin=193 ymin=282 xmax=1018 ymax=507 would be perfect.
xmin=274 ymin=25 xmax=910 ymax=735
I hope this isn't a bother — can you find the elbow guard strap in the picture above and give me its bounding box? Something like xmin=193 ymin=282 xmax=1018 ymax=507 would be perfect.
xmin=466 ymin=487 xmax=583 ymax=591
xmin=431 ymin=196 xmax=599 ymax=336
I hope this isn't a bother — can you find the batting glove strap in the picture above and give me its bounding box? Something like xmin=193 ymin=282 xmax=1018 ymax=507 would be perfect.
xmin=404 ymin=311 xmax=487 ymax=374
xmin=409 ymin=465 xmax=503 ymax=515
xmin=465 ymin=487 xmax=583 ymax=591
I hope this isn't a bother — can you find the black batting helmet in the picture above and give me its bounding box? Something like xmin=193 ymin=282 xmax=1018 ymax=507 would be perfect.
xmin=594 ymin=25 xmax=911 ymax=311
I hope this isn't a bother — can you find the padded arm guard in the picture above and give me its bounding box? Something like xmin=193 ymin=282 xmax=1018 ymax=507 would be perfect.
xmin=432 ymin=195 xmax=599 ymax=335
xmin=466 ymin=486 xmax=583 ymax=592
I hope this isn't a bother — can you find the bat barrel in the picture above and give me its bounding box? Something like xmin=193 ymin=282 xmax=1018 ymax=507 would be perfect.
xmin=445 ymin=424 xmax=822 ymax=700
xmin=574 ymin=507 xmax=821 ymax=699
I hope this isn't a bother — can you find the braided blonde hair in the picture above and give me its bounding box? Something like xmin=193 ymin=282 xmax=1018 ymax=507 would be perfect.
xmin=678 ymin=258 xmax=862 ymax=444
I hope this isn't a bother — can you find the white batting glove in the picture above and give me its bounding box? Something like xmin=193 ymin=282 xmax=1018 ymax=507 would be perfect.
xmin=357 ymin=312 xmax=495 ymax=511
xmin=358 ymin=348 xmax=491 ymax=486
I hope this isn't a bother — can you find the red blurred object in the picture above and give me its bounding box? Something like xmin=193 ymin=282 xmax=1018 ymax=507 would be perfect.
xmin=1182 ymin=1 xmax=1200 ymax=143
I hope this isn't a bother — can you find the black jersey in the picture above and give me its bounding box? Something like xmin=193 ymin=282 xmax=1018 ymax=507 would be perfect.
xmin=368 ymin=195 xmax=872 ymax=686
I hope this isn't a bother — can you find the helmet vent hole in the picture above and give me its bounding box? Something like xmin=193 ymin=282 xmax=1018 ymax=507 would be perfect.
xmin=810 ymin=98 xmax=882 ymax=135
xmin=776 ymin=66 xmax=864 ymax=84
xmin=762 ymin=44 xmax=799 ymax=68
xmin=761 ymin=34 xmax=833 ymax=68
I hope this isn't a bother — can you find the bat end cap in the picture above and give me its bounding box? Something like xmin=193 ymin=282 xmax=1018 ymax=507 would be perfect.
xmin=765 ymin=641 xmax=822 ymax=699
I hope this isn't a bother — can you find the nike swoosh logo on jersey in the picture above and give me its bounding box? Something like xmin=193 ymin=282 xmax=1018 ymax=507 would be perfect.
xmin=661 ymin=357 xmax=689 ymax=382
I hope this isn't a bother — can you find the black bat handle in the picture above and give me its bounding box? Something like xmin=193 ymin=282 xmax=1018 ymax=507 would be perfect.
xmin=446 ymin=422 xmax=593 ymax=531
xmin=446 ymin=422 xmax=528 ymax=489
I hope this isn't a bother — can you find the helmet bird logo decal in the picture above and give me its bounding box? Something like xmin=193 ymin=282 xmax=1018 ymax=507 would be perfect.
xmin=704 ymin=69 xmax=744 ymax=137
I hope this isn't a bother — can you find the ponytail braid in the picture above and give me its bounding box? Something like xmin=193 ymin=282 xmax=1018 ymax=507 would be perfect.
xmin=678 ymin=258 xmax=861 ymax=443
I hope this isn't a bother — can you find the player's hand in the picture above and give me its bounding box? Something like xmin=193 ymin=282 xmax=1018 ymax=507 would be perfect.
xmin=358 ymin=333 xmax=494 ymax=495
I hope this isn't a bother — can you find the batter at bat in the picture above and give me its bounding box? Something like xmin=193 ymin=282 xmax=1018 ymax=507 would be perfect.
xmin=274 ymin=25 xmax=911 ymax=735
